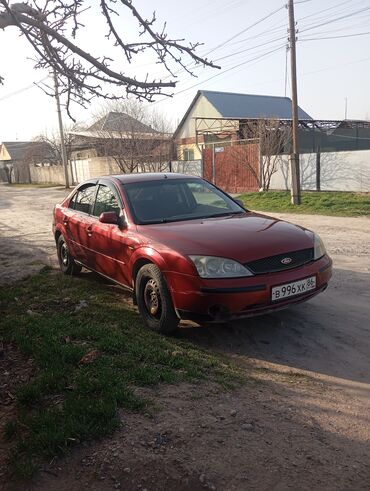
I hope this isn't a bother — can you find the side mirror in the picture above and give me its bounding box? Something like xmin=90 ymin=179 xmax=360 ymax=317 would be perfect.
xmin=99 ymin=211 xmax=118 ymax=224
xmin=235 ymin=198 xmax=245 ymax=208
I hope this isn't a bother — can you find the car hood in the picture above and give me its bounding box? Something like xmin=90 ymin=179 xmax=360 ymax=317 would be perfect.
xmin=137 ymin=212 xmax=314 ymax=263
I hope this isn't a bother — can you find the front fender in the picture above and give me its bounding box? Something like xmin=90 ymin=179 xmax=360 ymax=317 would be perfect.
xmin=129 ymin=246 xmax=196 ymax=311
xmin=129 ymin=246 xmax=168 ymax=279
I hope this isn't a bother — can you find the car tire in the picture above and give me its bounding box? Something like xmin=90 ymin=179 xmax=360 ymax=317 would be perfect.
xmin=136 ymin=264 xmax=179 ymax=334
xmin=57 ymin=235 xmax=82 ymax=275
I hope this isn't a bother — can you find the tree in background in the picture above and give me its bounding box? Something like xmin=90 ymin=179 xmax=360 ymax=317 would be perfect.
xmin=0 ymin=1 xmax=218 ymax=118
xmin=33 ymin=123 xmax=84 ymax=164
xmin=240 ymin=119 xmax=292 ymax=191
xmin=89 ymin=100 xmax=174 ymax=173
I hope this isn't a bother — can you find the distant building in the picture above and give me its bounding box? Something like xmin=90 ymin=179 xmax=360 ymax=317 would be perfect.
xmin=0 ymin=141 xmax=56 ymax=182
xmin=173 ymin=90 xmax=312 ymax=160
xmin=69 ymin=111 xmax=171 ymax=161
xmin=67 ymin=111 xmax=173 ymax=182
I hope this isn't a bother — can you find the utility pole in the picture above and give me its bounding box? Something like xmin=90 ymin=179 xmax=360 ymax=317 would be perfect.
xmin=53 ymin=69 xmax=69 ymax=189
xmin=288 ymin=0 xmax=300 ymax=205
xmin=344 ymin=97 xmax=348 ymax=119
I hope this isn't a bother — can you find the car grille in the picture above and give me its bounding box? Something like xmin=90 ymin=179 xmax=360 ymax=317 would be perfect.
xmin=246 ymin=248 xmax=314 ymax=275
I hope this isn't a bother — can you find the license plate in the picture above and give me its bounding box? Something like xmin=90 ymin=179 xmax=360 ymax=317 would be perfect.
xmin=271 ymin=276 xmax=316 ymax=302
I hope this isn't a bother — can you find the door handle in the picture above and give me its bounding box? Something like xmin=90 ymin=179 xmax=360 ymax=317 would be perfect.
xmin=86 ymin=225 xmax=93 ymax=237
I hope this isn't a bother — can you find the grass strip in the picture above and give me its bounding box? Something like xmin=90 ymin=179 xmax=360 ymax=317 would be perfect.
xmin=0 ymin=268 xmax=241 ymax=478
xmin=239 ymin=191 xmax=370 ymax=217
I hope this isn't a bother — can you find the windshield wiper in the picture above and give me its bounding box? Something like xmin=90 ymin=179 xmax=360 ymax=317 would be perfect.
xmin=139 ymin=211 xmax=245 ymax=225
xmin=206 ymin=211 xmax=245 ymax=218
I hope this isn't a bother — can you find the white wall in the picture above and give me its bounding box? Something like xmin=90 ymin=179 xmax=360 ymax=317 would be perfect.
xmin=171 ymin=160 xmax=202 ymax=177
xmin=176 ymin=95 xmax=222 ymax=140
xmin=29 ymin=164 xmax=72 ymax=185
xmin=269 ymin=150 xmax=370 ymax=192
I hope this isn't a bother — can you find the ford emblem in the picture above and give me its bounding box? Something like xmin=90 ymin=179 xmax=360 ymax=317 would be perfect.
xmin=281 ymin=257 xmax=292 ymax=265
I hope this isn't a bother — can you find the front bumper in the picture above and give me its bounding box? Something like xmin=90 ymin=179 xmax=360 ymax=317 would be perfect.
xmin=165 ymin=255 xmax=332 ymax=323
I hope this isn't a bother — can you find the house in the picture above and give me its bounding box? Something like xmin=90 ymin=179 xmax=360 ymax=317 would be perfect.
xmin=68 ymin=111 xmax=173 ymax=181
xmin=69 ymin=111 xmax=172 ymax=161
xmin=0 ymin=141 xmax=56 ymax=182
xmin=174 ymin=90 xmax=312 ymax=160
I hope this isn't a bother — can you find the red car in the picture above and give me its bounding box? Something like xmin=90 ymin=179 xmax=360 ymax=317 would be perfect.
xmin=53 ymin=173 xmax=332 ymax=333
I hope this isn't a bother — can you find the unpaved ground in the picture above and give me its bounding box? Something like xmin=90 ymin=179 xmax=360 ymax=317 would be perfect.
xmin=1 ymin=184 xmax=370 ymax=490
xmin=0 ymin=184 xmax=68 ymax=285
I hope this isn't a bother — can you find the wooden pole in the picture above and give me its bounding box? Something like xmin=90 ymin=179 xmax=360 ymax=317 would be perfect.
xmin=53 ymin=70 xmax=70 ymax=189
xmin=288 ymin=0 xmax=301 ymax=205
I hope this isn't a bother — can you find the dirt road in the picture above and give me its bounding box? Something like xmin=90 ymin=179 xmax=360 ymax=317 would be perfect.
xmin=0 ymin=184 xmax=68 ymax=285
xmin=1 ymin=184 xmax=370 ymax=490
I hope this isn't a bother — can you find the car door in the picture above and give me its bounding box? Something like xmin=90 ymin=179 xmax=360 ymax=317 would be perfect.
xmin=86 ymin=182 xmax=132 ymax=286
xmin=62 ymin=183 xmax=97 ymax=264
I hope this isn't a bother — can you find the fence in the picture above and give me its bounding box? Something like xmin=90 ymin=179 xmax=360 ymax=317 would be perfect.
xmin=270 ymin=149 xmax=370 ymax=192
xmin=203 ymin=142 xmax=260 ymax=193
xmin=7 ymin=149 xmax=369 ymax=194
xmin=10 ymin=157 xmax=203 ymax=186
xmin=30 ymin=164 xmax=72 ymax=185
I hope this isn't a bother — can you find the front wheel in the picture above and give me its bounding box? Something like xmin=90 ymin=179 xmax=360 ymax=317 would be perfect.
xmin=57 ymin=235 xmax=82 ymax=275
xmin=136 ymin=264 xmax=179 ymax=334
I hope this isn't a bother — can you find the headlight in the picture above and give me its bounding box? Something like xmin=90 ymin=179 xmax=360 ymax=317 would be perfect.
xmin=313 ymin=233 xmax=326 ymax=260
xmin=189 ymin=256 xmax=253 ymax=278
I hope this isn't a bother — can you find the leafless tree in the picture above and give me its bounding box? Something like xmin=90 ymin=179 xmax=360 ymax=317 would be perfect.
xmin=33 ymin=123 xmax=84 ymax=163
xmin=239 ymin=119 xmax=292 ymax=191
xmin=89 ymin=100 xmax=173 ymax=173
xmin=0 ymin=1 xmax=219 ymax=118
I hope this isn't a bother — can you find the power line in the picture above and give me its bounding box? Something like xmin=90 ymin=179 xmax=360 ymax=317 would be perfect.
xmin=301 ymin=30 xmax=370 ymax=41
xmin=146 ymin=6 xmax=288 ymax=83
xmin=299 ymin=5 xmax=370 ymax=33
xmin=300 ymin=14 xmax=370 ymax=38
xmin=0 ymin=76 xmax=49 ymax=101
xmin=213 ymin=34 xmax=287 ymax=63
xmin=150 ymin=45 xmax=285 ymax=107
xmin=296 ymin=0 xmax=361 ymax=23
xmin=174 ymin=46 xmax=285 ymax=97
xmin=201 ymin=5 xmax=286 ymax=57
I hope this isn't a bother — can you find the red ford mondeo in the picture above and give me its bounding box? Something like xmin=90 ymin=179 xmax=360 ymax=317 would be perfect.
xmin=53 ymin=173 xmax=332 ymax=333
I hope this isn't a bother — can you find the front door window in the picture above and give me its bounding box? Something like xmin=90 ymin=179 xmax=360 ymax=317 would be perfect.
xmin=92 ymin=185 xmax=121 ymax=217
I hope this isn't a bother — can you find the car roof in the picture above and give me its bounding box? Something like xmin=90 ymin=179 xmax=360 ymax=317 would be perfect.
xmin=102 ymin=173 xmax=201 ymax=184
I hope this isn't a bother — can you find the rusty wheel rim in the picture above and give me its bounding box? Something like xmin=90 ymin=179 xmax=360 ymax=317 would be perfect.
xmin=143 ymin=279 xmax=161 ymax=319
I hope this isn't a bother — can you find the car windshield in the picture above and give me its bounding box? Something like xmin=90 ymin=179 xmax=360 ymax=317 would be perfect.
xmin=123 ymin=178 xmax=246 ymax=224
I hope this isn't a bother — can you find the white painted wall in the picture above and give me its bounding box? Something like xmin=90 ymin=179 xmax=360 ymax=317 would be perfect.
xmin=171 ymin=160 xmax=202 ymax=177
xmin=269 ymin=150 xmax=370 ymax=192
xmin=176 ymin=95 xmax=222 ymax=140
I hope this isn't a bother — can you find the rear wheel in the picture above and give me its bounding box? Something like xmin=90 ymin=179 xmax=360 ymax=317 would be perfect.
xmin=136 ymin=264 xmax=179 ymax=334
xmin=57 ymin=235 xmax=82 ymax=275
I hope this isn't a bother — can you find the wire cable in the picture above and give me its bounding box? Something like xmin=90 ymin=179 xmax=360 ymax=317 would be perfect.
xmin=300 ymin=5 xmax=370 ymax=33
xmin=301 ymin=30 xmax=370 ymax=41
xmin=201 ymin=5 xmax=286 ymax=57
xmin=0 ymin=76 xmax=49 ymax=101
xmin=150 ymin=45 xmax=286 ymax=107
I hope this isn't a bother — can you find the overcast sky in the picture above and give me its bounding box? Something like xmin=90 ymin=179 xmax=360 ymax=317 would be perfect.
xmin=1 ymin=0 xmax=370 ymax=141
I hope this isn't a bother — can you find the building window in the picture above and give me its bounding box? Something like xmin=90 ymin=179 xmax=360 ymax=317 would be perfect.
xmin=183 ymin=148 xmax=194 ymax=161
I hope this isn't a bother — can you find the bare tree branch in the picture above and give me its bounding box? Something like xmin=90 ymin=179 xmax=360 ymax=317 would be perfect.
xmin=84 ymin=100 xmax=173 ymax=173
xmin=0 ymin=0 xmax=220 ymax=115
xmin=239 ymin=119 xmax=292 ymax=191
